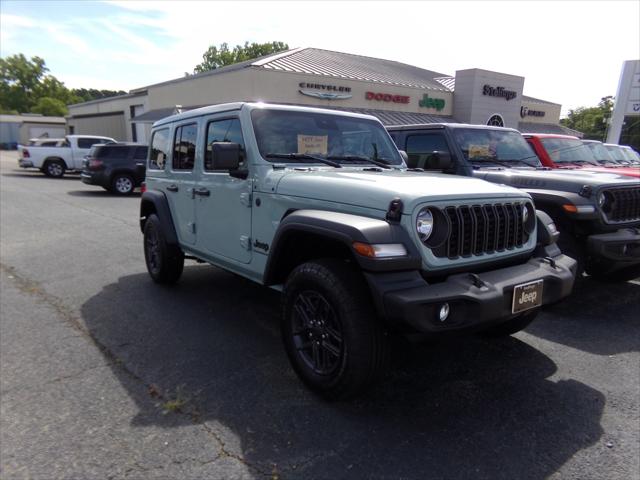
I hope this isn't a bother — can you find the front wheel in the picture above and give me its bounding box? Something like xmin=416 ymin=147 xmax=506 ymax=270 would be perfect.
xmin=43 ymin=160 xmax=65 ymax=178
xmin=143 ymin=214 xmax=184 ymax=284
xmin=281 ymin=259 xmax=389 ymax=400
xmin=481 ymin=310 xmax=539 ymax=337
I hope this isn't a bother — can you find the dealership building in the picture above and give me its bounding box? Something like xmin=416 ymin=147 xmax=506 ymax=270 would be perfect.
xmin=66 ymin=47 xmax=580 ymax=142
xmin=607 ymin=59 xmax=639 ymax=149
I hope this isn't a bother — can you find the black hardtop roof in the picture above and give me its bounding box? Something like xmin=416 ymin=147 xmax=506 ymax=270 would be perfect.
xmin=95 ymin=142 xmax=147 ymax=147
xmin=386 ymin=123 xmax=521 ymax=134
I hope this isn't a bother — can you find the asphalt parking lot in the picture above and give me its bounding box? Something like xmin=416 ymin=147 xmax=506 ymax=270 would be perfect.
xmin=1 ymin=150 xmax=638 ymax=480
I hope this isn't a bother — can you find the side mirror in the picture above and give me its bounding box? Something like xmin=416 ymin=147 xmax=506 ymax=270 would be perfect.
xmin=211 ymin=142 xmax=242 ymax=170
xmin=426 ymin=151 xmax=453 ymax=170
xmin=398 ymin=150 xmax=409 ymax=163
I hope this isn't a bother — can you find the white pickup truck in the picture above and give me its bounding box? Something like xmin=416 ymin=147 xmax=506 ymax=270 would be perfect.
xmin=18 ymin=134 xmax=116 ymax=178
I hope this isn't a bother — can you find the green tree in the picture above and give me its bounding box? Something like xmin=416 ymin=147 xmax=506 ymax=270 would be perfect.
xmin=31 ymin=97 xmax=68 ymax=116
xmin=0 ymin=54 xmax=49 ymax=112
xmin=194 ymin=41 xmax=289 ymax=73
xmin=560 ymin=96 xmax=614 ymax=141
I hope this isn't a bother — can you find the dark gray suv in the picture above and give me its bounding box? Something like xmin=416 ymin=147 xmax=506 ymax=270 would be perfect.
xmin=81 ymin=143 xmax=148 ymax=195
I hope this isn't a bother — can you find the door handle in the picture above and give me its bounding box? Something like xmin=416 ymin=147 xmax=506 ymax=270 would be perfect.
xmin=194 ymin=187 xmax=210 ymax=197
xmin=166 ymin=184 xmax=178 ymax=192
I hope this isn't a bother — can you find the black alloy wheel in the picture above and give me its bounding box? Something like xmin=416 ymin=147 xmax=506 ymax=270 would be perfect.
xmin=282 ymin=259 xmax=389 ymax=400
xmin=143 ymin=214 xmax=184 ymax=284
xmin=291 ymin=290 xmax=344 ymax=376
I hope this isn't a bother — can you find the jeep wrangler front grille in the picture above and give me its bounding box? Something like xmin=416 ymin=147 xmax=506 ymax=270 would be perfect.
xmin=433 ymin=203 xmax=528 ymax=259
xmin=601 ymin=186 xmax=640 ymax=224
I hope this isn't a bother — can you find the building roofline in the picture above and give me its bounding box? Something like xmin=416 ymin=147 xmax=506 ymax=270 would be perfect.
xmin=67 ymin=90 xmax=147 ymax=108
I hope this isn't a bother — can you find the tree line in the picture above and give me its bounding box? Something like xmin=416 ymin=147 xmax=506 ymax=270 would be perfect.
xmin=0 ymin=54 xmax=125 ymax=116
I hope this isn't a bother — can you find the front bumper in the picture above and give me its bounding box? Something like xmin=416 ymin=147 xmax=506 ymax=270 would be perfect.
xmin=366 ymin=252 xmax=576 ymax=335
xmin=18 ymin=159 xmax=33 ymax=168
xmin=586 ymin=227 xmax=640 ymax=270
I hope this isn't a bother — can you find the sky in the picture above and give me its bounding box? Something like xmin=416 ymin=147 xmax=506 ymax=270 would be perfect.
xmin=1 ymin=0 xmax=639 ymax=116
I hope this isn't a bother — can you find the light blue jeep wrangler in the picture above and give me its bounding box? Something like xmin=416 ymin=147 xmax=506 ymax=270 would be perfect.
xmin=140 ymin=103 xmax=576 ymax=399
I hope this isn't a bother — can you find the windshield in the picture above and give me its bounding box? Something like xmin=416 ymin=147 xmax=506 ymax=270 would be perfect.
xmin=539 ymin=138 xmax=598 ymax=164
xmin=604 ymin=145 xmax=629 ymax=162
xmin=621 ymin=148 xmax=640 ymax=164
xmin=452 ymin=128 xmax=540 ymax=166
xmin=251 ymin=109 xmax=403 ymax=165
xmin=583 ymin=141 xmax=614 ymax=162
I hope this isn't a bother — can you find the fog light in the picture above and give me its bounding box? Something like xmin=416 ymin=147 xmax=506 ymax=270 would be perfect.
xmin=439 ymin=303 xmax=450 ymax=322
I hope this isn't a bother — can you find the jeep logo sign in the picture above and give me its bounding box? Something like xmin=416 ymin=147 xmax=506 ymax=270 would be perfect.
xmin=517 ymin=290 xmax=537 ymax=305
xmin=419 ymin=94 xmax=445 ymax=111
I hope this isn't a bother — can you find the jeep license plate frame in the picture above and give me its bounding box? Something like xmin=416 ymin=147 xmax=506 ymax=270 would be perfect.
xmin=511 ymin=279 xmax=543 ymax=314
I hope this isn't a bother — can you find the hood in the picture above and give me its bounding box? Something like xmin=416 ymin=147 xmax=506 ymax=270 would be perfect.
xmin=580 ymin=166 xmax=640 ymax=179
xmin=474 ymin=167 xmax=640 ymax=193
xmin=274 ymin=168 xmax=527 ymax=213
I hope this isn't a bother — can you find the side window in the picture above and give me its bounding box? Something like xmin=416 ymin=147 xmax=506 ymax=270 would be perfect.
xmin=173 ymin=123 xmax=197 ymax=171
xmin=104 ymin=147 xmax=128 ymax=159
xmin=134 ymin=146 xmax=148 ymax=160
xmin=205 ymin=118 xmax=245 ymax=171
xmin=78 ymin=137 xmax=102 ymax=149
xmin=149 ymin=128 xmax=170 ymax=170
xmin=405 ymin=134 xmax=451 ymax=169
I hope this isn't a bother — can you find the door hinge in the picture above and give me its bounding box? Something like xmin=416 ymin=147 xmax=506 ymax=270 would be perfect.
xmin=240 ymin=192 xmax=252 ymax=207
xmin=240 ymin=235 xmax=251 ymax=250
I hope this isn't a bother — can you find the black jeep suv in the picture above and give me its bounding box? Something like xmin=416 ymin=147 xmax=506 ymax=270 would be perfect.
xmin=81 ymin=143 xmax=148 ymax=195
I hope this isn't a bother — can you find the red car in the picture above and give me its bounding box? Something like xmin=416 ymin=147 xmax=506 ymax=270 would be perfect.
xmin=523 ymin=134 xmax=640 ymax=178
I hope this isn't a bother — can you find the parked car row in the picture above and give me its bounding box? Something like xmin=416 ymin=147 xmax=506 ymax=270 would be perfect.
xmin=134 ymin=103 xmax=639 ymax=400
xmin=11 ymin=105 xmax=639 ymax=399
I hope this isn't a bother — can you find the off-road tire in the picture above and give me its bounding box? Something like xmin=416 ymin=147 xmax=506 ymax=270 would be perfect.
xmin=43 ymin=159 xmax=66 ymax=178
xmin=481 ymin=310 xmax=539 ymax=337
xmin=143 ymin=214 xmax=184 ymax=284
xmin=281 ymin=258 xmax=389 ymax=400
xmin=111 ymin=174 xmax=135 ymax=195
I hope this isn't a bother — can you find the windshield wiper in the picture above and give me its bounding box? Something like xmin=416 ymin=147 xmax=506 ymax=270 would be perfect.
xmin=327 ymin=155 xmax=392 ymax=169
xmin=265 ymin=153 xmax=341 ymax=168
xmin=469 ymin=157 xmax=509 ymax=169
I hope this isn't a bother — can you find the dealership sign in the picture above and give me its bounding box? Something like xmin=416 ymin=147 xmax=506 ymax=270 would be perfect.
xmin=365 ymin=91 xmax=410 ymax=104
xmin=520 ymin=106 xmax=545 ymax=118
xmin=419 ymin=94 xmax=445 ymax=111
xmin=483 ymin=84 xmax=517 ymax=101
xmin=299 ymin=82 xmax=352 ymax=100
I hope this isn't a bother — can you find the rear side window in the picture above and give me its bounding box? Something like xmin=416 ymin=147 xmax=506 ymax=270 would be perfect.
xmin=149 ymin=129 xmax=170 ymax=170
xmin=173 ymin=123 xmax=197 ymax=171
xmin=78 ymin=138 xmax=104 ymax=149
xmin=205 ymin=118 xmax=245 ymax=171
xmin=105 ymin=147 xmax=129 ymax=159
xmin=406 ymin=134 xmax=451 ymax=169
xmin=134 ymin=146 xmax=148 ymax=160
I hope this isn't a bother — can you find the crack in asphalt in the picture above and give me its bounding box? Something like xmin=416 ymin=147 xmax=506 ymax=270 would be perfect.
xmin=0 ymin=262 xmax=276 ymax=479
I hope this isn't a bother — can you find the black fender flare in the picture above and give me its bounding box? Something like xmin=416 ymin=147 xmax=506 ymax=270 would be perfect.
xmin=263 ymin=210 xmax=421 ymax=285
xmin=139 ymin=190 xmax=179 ymax=245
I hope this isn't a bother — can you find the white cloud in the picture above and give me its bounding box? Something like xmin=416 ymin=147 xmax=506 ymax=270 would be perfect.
xmin=2 ymin=0 xmax=638 ymax=113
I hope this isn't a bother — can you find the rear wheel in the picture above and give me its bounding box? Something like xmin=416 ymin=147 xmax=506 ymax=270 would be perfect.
xmin=143 ymin=214 xmax=184 ymax=284
xmin=481 ymin=310 xmax=539 ymax=337
xmin=111 ymin=174 xmax=135 ymax=195
xmin=43 ymin=160 xmax=65 ymax=178
xmin=281 ymin=259 xmax=389 ymax=400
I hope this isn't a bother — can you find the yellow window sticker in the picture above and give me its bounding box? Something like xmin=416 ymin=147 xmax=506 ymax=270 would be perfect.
xmin=468 ymin=144 xmax=490 ymax=159
xmin=297 ymin=135 xmax=328 ymax=155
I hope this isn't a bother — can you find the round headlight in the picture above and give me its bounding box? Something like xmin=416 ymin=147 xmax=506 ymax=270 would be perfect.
xmin=598 ymin=191 xmax=606 ymax=208
xmin=416 ymin=208 xmax=434 ymax=242
xmin=522 ymin=205 xmax=529 ymax=224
